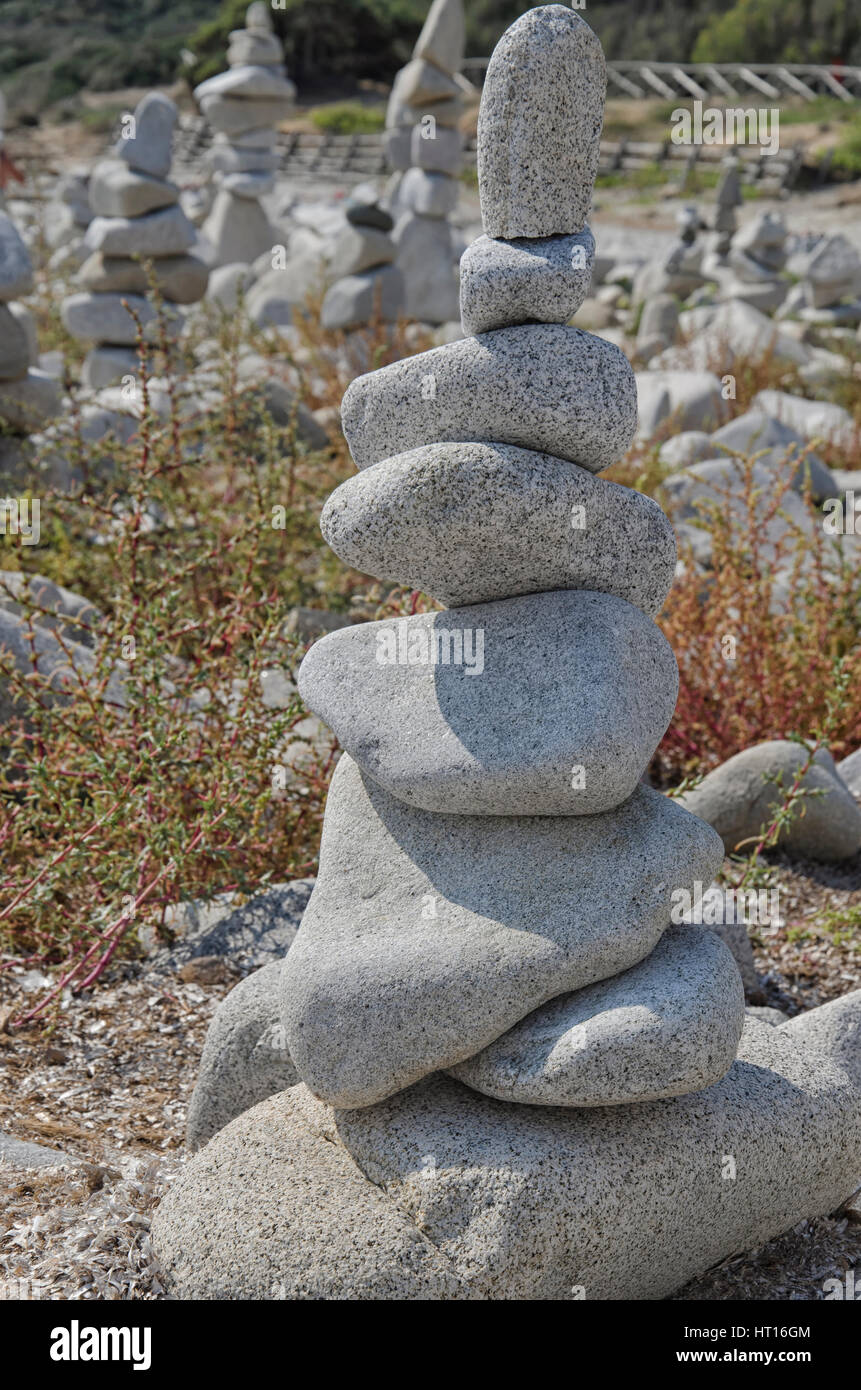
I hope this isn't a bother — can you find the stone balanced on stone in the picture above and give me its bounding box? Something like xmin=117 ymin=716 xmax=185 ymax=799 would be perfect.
xmin=194 ymin=2 xmax=295 ymax=268
xmin=62 ymin=93 xmax=207 ymax=390
xmin=151 ymin=7 xmax=861 ymax=1300
xmin=385 ymin=0 xmax=468 ymax=323
xmin=320 ymin=191 xmax=405 ymax=332
xmin=0 ymin=212 xmax=61 ymax=430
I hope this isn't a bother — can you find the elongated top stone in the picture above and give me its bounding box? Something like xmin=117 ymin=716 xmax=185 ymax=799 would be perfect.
xmin=414 ymin=0 xmax=465 ymax=75
xmin=477 ymin=6 xmax=605 ymax=238
xmin=115 ymin=92 xmax=177 ymax=181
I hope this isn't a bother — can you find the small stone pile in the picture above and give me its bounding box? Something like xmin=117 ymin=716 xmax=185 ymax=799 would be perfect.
xmin=62 ymin=93 xmax=206 ymax=391
xmin=152 ymin=8 xmax=861 ymax=1302
xmin=386 ymin=0 xmax=467 ymax=323
xmin=727 ymin=210 xmax=788 ymax=312
xmin=710 ymin=153 xmax=742 ymax=257
xmin=320 ymin=191 xmax=404 ymax=331
xmin=194 ymin=3 xmax=295 ymax=268
xmin=0 ymin=212 xmax=60 ymax=431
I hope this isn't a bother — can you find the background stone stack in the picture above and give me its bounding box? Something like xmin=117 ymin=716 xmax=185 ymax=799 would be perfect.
xmin=62 ymin=93 xmax=206 ymax=390
xmin=320 ymin=191 xmax=404 ymax=331
xmin=151 ymin=7 xmax=861 ymax=1301
xmin=194 ymin=2 xmax=295 ymax=269
xmin=0 ymin=211 xmax=60 ymax=431
xmin=385 ymin=0 xmax=467 ymax=324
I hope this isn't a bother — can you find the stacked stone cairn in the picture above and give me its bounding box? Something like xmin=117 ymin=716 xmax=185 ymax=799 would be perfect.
xmin=726 ymin=211 xmax=788 ymax=313
xmin=320 ymin=191 xmax=405 ymax=332
xmin=710 ymin=153 xmax=743 ymax=258
xmin=62 ymin=93 xmax=207 ymax=391
xmin=194 ymin=3 xmax=295 ymax=268
xmin=0 ymin=212 xmax=60 ymax=431
xmin=152 ymin=8 xmax=861 ymax=1301
xmin=385 ymin=0 xmax=467 ymax=323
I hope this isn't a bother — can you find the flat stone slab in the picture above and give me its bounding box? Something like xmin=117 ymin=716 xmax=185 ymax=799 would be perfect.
xmin=477 ymin=6 xmax=605 ymax=239
xmin=78 ymin=252 xmax=208 ymax=305
xmin=199 ymin=93 xmax=294 ymax=137
xmin=0 ymin=1132 xmax=77 ymax=1171
xmin=297 ymin=590 xmax=678 ymax=816
xmin=88 ymin=160 xmax=178 ymax=219
xmin=61 ymin=292 xmax=158 ymax=346
xmin=460 ymin=229 xmax=595 ymax=336
xmin=450 ymin=925 xmax=745 ymax=1106
xmin=320 ymin=441 xmax=676 ymax=615
xmin=678 ymin=741 xmax=861 ymax=862
xmin=84 ymin=205 xmax=196 ymax=258
xmin=194 ymin=64 xmax=296 ymax=102
xmin=320 ymin=265 xmax=405 ymax=332
xmin=341 ymin=324 xmax=638 ymax=473
xmin=152 ymin=1019 xmax=861 ymax=1299
xmin=279 ymin=754 xmax=723 ymax=1108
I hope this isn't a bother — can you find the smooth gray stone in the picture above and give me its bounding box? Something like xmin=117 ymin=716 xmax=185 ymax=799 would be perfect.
xmin=0 ymin=211 xmax=34 ymax=301
xmin=227 ymin=31 xmax=284 ymax=66
xmin=78 ymin=251 xmax=208 ymax=305
xmin=88 ymin=159 xmax=178 ymax=219
xmin=345 ymin=195 xmax=393 ymax=232
xmin=202 ymin=187 xmax=274 ymax=267
xmin=636 ymin=293 xmax=678 ymax=353
xmin=199 ymin=93 xmax=294 ymax=137
xmin=409 ymin=124 xmax=463 ymax=174
xmin=61 ymin=292 xmax=158 ymax=346
xmin=635 ymin=369 xmax=725 ymax=435
xmin=320 ymin=440 xmax=676 ymax=615
xmin=678 ymin=741 xmax=861 ymax=862
xmin=658 ymin=430 xmax=712 ymax=469
xmin=450 ymin=926 xmax=745 ymax=1106
xmin=341 ymin=324 xmax=638 ymax=473
xmin=459 ymin=229 xmax=595 ymax=335
xmin=392 ymin=213 xmax=458 ymax=324
xmin=781 ymin=989 xmax=861 ymax=1090
xmin=414 ymin=0 xmax=465 ymax=72
xmin=153 ymin=1087 xmax=472 ymax=1300
xmin=298 ymin=590 xmax=678 ymax=816
xmin=706 ymin=915 xmax=761 ymax=998
xmin=477 ymin=7 xmax=604 ymax=239
xmin=328 ymin=225 xmax=395 ymax=279
xmin=115 ymin=91 xmax=177 ymax=180
xmin=0 ymin=370 xmax=61 ymax=431
xmin=153 ymin=1019 xmax=861 ymax=1299
xmin=194 ymin=64 xmax=296 ymax=101
xmin=279 ymin=754 xmax=724 ymax=1108
xmin=0 ymin=304 xmax=30 ymax=379
xmin=709 ymin=409 xmax=836 ymax=502
xmin=84 ymin=204 xmax=196 ymax=258
xmin=320 ymin=265 xmax=405 ymax=331
xmin=0 ymin=1132 xmax=77 ymax=1170
xmin=82 ymin=345 xmax=140 ymax=390
xmin=662 ymin=458 xmax=814 ymax=568
xmin=399 ymin=168 xmax=459 ymax=218
xmin=186 ymin=962 xmax=298 ymax=1151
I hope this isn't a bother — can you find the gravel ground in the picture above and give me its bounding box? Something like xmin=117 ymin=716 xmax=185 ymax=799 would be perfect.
xmin=1 ymin=852 xmax=860 ymax=1303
